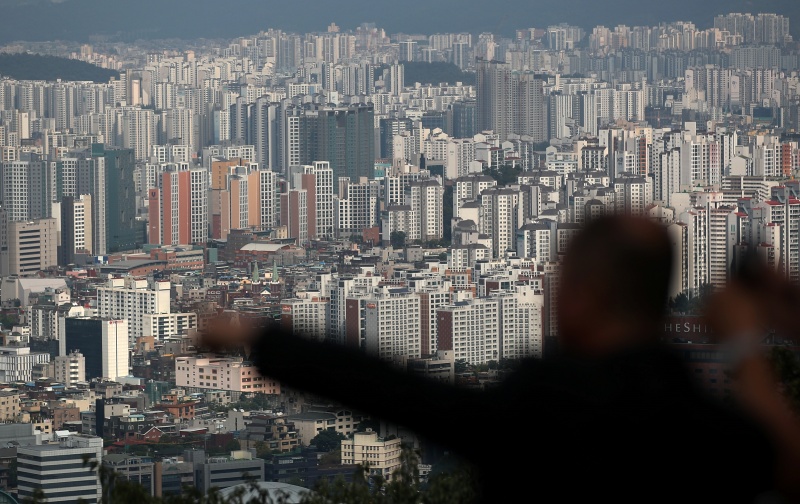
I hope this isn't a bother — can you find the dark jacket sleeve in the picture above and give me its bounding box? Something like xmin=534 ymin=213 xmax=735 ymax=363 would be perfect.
xmin=249 ymin=328 xmax=492 ymax=460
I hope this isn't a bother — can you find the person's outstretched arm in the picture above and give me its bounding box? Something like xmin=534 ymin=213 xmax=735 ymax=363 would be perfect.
xmin=707 ymin=279 xmax=800 ymax=501
xmin=242 ymin=328 xmax=494 ymax=462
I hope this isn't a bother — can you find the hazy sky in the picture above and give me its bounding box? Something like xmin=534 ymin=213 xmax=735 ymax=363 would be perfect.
xmin=1 ymin=0 xmax=798 ymax=43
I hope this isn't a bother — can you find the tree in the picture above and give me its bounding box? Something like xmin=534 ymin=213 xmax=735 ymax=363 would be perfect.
xmin=770 ymin=347 xmax=800 ymax=412
xmin=442 ymin=185 xmax=453 ymax=243
xmin=7 ymin=459 xmax=16 ymax=488
xmin=0 ymin=314 xmax=16 ymax=330
xmin=224 ymin=439 xmax=241 ymax=452
xmin=673 ymin=293 xmax=690 ymax=315
xmin=253 ymin=440 xmax=273 ymax=460
xmin=390 ymin=231 xmax=407 ymax=249
xmin=315 ymin=447 xmax=336 ymax=464
xmin=226 ymin=393 xmax=277 ymax=412
xmin=483 ymin=164 xmax=522 ymax=186
xmin=310 ymin=429 xmax=346 ymax=452
xmin=357 ymin=418 xmax=381 ymax=433
xmin=67 ymin=444 xmax=478 ymax=504
xmin=376 ymin=61 xmax=476 ymax=86
xmin=0 ymin=53 xmax=120 ymax=83
xmin=302 ymin=444 xmax=478 ymax=504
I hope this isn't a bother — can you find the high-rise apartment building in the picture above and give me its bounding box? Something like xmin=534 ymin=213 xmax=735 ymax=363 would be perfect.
xmin=406 ymin=180 xmax=443 ymax=242
xmin=748 ymin=183 xmax=800 ymax=283
xmin=494 ymin=287 xmax=544 ymax=360
xmin=363 ymin=286 xmax=422 ymax=361
xmin=480 ymin=187 xmax=521 ymax=258
xmin=209 ymin=161 xmax=277 ymax=240
xmin=283 ymin=103 xmax=375 ymax=184
xmin=122 ymin=108 xmax=157 ymax=161
xmin=58 ymin=194 xmax=93 ymax=265
xmin=148 ymin=165 xmax=209 ymax=245
xmin=1 ymin=159 xmax=54 ymax=221
xmin=437 ymin=297 xmax=500 ymax=365
xmin=96 ymin=277 xmax=171 ymax=343
xmin=476 ymin=59 xmax=546 ymax=142
xmin=336 ymin=178 xmax=380 ymax=237
xmin=297 ymin=162 xmax=334 ymax=240
xmin=418 ymin=285 xmax=451 ymax=356
xmin=450 ymin=100 xmax=477 ymax=139
xmin=280 ymin=189 xmax=308 ymax=245
xmin=0 ymin=217 xmax=58 ymax=276
xmin=97 ymin=145 xmax=140 ymax=253
xmin=281 ymin=294 xmax=329 ymax=342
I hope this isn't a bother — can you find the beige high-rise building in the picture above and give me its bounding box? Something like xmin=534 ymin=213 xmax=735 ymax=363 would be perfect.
xmin=0 ymin=217 xmax=58 ymax=276
xmin=57 ymin=194 xmax=93 ymax=265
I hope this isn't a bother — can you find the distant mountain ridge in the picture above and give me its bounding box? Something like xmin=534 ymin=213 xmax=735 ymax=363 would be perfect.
xmin=0 ymin=0 xmax=799 ymax=43
xmin=0 ymin=53 xmax=119 ymax=83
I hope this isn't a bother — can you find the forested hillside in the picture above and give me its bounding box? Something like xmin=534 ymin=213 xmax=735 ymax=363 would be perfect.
xmin=0 ymin=53 xmax=119 ymax=83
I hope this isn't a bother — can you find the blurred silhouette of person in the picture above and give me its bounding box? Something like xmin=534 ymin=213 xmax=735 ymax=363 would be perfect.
xmin=706 ymin=252 xmax=800 ymax=503
xmin=207 ymin=216 xmax=797 ymax=503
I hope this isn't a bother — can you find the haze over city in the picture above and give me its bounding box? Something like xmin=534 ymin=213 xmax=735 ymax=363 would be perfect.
xmin=0 ymin=1 xmax=799 ymax=502
xmin=0 ymin=0 xmax=799 ymax=42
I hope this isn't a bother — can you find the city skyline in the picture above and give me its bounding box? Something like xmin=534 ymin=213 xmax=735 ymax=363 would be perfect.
xmin=0 ymin=3 xmax=799 ymax=503
xmin=1 ymin=0 xmax=800 ymax=44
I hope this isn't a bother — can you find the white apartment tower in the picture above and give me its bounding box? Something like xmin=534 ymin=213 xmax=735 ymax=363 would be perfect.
xmin=96 ymin=277 xmax=171 ymax=343
xmin=495 ymin=286 xmax=544 ymax=360
xmin=749 ymin=184 xmax=800 ymax=283
xmin=301 ymin=162 xmax=335 ymax=240
xmin=122 ymin=108 xmax=157 ymax=161
xmin=678 ymin=208 xmax=710 ymax=296
xmin=406 ymin=180 xmax=443 ymax=242
xmin=363 ymin=286 xmax=422 ymax=361
xmin=480 ymin=188 xmax=521 ymax=258
xmin=257 ymin=168 xmax=278 ymax=231
xmin=436 ymin=297 xmax=500 ymax=365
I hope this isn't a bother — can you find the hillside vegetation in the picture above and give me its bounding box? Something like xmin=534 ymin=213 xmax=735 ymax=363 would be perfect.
xmin=0 ymin=52 xmax=119 ymax=83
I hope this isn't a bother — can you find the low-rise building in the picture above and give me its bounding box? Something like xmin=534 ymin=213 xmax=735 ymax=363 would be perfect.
xmin=48 ymin=351 xmax=87 ymax=386
xmin=188 ymin=449 xmax=265 ymax=493
xmin=0 ymin=346 xmax=50 ymax=383
xmin=156 ymin=458 xmax=194 ymax=497
xmin=0 ymin=391 xmax=20 ymax=422
xmin=407 ymin=350 xmax=455 ymax=384
xmin=242 ymin=414 xmax=299 ymax=453
xmin=175 ymin=356 xmax=280 ymax=395
xmin=103 ymin=454 xmax=155 ymax=496
xmin=17 ymin=434 xmax=103 ymax=503
xmin=341 ymin=430 xmax=402 ymax=480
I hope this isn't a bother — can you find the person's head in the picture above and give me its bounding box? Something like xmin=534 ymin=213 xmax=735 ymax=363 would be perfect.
xmin=557 ymin=216 xmax=672 ymax=358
